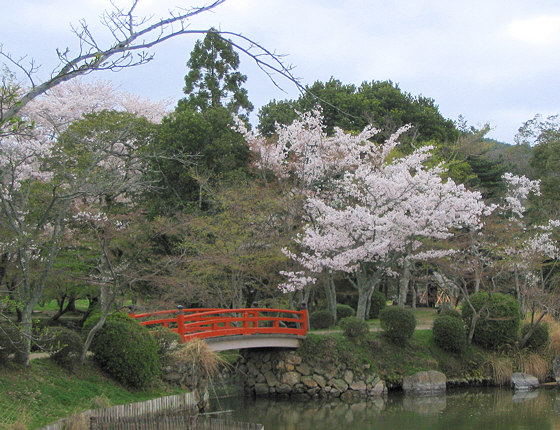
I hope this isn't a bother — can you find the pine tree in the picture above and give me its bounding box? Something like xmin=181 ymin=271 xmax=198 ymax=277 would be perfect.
xmin=181 ymin=28 xmax=253 ymax=115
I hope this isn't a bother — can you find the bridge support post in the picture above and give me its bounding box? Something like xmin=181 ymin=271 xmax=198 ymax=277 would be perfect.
xmin=299 ymin=302 xmax=309 ymax=333
xmin=177 ymin=305 xmax=185 ymax=340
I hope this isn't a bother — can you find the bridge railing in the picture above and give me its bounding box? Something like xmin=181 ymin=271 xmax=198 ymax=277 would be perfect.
xmin=129 ymin=307 xmax=308 ymax=342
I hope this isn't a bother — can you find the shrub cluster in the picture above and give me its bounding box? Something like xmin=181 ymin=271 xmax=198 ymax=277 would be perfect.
xmin=520 ymin=323 xmax=549 ymax=351
xmin=461 ymin=292 xmax=520 ymax=350
xmin=432 ymin=315 xmax=467 ymax=353
xmin=438 ymin=307 xmax=462 ymax=320
xmin=150 ymin=325 xmax=183 ymax=356
xmin=379 ymin=306 xmax=416 ymax=344
xmin=310 ymin=310 xmax=335 ymax=329
xmin=368 ymin=291 xmax=387 ymax=319
xmin=338 ymin=316 xmax=369 ymax=339
xmin=45 ymin=327 xmax=83 ymax=369
xmin=336 ymin=304 xmax=355 ymax=322
xmin=84 ymin=313 xmax=160 ymax=388
xmin=0 ymin=323 xmax=23 ymax=364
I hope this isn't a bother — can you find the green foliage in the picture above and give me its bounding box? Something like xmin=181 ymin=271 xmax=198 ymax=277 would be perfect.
xmin=82 ymin=311 xmax=132 ymax=337
xmin=336 ymin=304 xmax=355 ymax=322
xmin=173 ymin=180 xmax=294 ymax=308
xmin=45 ymin=327 xmax=83 ymax=369
xmin=379 ymin=306 xmax=416 ymax=344
xmin=369 ymin=291 xmax=387 ymax=319
xmin=310 ymin=310 xmax=335 ymax=330
xmin=338 ymin=316 xmax=369 ymax=339
xmin=88 ymin=315 xmax=160 ymax=388
xmin=438 ymin=308 xmax=462 ymax=319
xmin=181 ymin=28 xmax=253 ymax=115
xmin=522 ymin=114 xmax=560 ymax=217
xmin=520 ymin=323 xmax=550 ymax=351
xmin=147 ymin=106 xmax=250 ymax=213
xmin=461 ymin=292 xmax=520 ymax=350
xmin=433 ymin=315 xmax=467 ymax=353
xmin=0 ymin=323 xmax=23 ymax=364
xmin=258 ymin=78 xmax=459 ymax=146
xmin=150 ymin=326 xmax=183 ymax=356
xmin=299 ymin=333 xmax=369 ymax=373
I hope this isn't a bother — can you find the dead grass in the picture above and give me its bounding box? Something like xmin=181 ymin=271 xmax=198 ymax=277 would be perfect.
xmin=169 ymin=338 xmax=229 ymax=386
xmin=90 ymin=393 xmax=111 ymax=410
xmin=63 ymin=413 xmax=89 ymax=430
xmin=515 ymin=351 xmax=549 ymax=382
xmin=543 ymin=314 xmax=560 ymax=356
xmin=485 ymin=354 xmax=513 ymax=386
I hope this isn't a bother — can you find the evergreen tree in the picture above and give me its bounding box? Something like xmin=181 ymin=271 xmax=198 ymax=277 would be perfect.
xmin=180 ymin=28 xmax=253 ymax=116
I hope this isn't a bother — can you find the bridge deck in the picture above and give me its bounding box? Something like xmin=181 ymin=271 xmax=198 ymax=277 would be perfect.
xmin=204 ymin=334 xmax=305 ymax=352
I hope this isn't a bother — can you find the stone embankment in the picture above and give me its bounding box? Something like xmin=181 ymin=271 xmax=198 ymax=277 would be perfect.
xmin=238 ymin=349 xmax=387 ymax=401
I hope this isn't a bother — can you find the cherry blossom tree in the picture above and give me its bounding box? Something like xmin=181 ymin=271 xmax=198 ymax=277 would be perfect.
xmin=243 ymin=111 xmax=490 ymax=320
xmin=491 ymin=173 xmax=560 ymax=345
xmin=0 ymin=79 xmax=167 ymax=364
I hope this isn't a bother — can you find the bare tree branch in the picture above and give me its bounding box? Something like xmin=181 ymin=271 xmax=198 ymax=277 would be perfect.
xmin=0 ymin=0 xmax=301 ymax=125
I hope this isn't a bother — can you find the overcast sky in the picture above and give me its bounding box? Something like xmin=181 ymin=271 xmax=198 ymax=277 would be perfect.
xmin=2 ymin=0 xmax=559 ymax=143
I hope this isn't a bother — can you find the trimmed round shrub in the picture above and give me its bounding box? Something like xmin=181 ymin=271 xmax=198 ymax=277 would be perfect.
xmin=438 ymin=308 xmax=462 ymax=319
xmin=45 ymin=327 xmax=83 ymax=369
xmin=310 ymin=310 xmax=335 ymax=329
xmin=339 ymin=316 xmax=369 ymax=339
xmin=520 ymin=323 xmax=549 ymax=351
xmin=150 ymin=326 xmax=183 ymax=356
xmin=433 ymin=315 xmax=467 ymax=353
xmin=82 ymin=311 xmax=132 ymax=337
xmin=461 ymin=292 xmax=520 ymax=350
xmin=89 ymin=316 xmax=160 ymax=388
xmin=368 ymin=291 xmax=387 ymax=319
xmin=336 ymin=304 xmax=355 ymax=322
xmin=0 ymin=323 xmax=23 ymax=364
xmin=379 ymin=306 xmax=416 ymax=344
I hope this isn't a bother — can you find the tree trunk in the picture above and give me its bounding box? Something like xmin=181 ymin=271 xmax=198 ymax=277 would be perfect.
xmin=398 ymin=259 xmax=412 ymax=307
xmin=81 ymin=284 xmax=116 ymax=364
xmin=353 ymin=266 xmax=379 ymax=321
xmin=519 ymin=312 xmax=547 ymax=348
xmin=14 ymin=301 xmax=35 ymax=366
xmin=322 ymin=269 xmax=337 ymax=322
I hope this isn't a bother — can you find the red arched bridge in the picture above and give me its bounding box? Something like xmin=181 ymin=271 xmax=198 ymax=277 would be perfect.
xmin=129 ymin=307 xmax=308 ymax=352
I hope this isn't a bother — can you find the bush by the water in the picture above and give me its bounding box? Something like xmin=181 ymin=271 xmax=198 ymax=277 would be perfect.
xmin=520 ymin=322 xmax=549 ymax=351
xmin=368 ymin=291 xmax=387 ymax=319
xmin=87 ymin=314 xmax=160 ymax=388
xmin=310 ymin=310 xmax=335 ymax=329
xmin=45 ymin=327 xmax=83 ymax=369
xmin=150 ymin=325 xmax=183 ymax=356
xmin=336 ymin=304 xmax=356 ymax=322
xmin=433 ymin=315 xmax=467 ymax=353
xmin=461 ymin=292 xmax=520 ymax=350
xmin=338 ymin=316 xmax=369 ymax=339
xmin=379 ymin=306 xmax=416 ymax=344
xmin=0 ymin=322 xmax=23 ymax=364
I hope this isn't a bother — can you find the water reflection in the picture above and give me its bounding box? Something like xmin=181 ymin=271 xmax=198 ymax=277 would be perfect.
xmin=211 ymin=388 xmax=560 ymax=430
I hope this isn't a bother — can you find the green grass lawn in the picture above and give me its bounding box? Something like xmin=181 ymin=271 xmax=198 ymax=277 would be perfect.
xmin=0 ymin=359 xmax=185 ymax=429
xmin=311 ymin=306 xmax=439 ymax=332
xmin=35 ymin=299 xmax=91 ymax=313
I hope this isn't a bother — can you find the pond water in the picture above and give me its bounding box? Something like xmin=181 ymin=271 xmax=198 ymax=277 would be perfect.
xmin=210 ymin=388 xmax=560 ymax=430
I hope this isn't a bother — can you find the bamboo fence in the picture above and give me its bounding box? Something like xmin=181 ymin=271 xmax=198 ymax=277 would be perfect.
xmin=38 ymin=391 xmax=263 ymax=430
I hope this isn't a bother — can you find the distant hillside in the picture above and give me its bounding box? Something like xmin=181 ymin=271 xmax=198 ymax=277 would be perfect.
xmin=484 ymin=138 xmax=534 ymax=177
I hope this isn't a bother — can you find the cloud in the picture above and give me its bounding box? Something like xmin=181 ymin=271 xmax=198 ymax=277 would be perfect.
xmin=506 ymin=15 xmax=560 ymax=44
